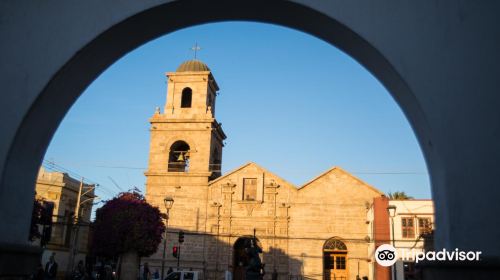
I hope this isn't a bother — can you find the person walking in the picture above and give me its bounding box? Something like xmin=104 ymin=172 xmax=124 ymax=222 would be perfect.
xmin=142 ymin=263 xmax=151 ymax=280
xmin=271 ymin=269 xmax=278 ymax=280
xmin=44 ymin=253 xmax=58 ymax=280
xmin=165 ymin=267 xmax=173 ymax=279
xmin=72 ymin=260 xmax=86 ymax=280
xmin=33 ymin=262 xmax=44 ymax=280
xmin=152 ymin=269 xmax=160 ymax=280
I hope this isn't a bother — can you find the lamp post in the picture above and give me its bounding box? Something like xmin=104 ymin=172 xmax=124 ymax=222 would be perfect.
xmin=161 ymin=196 xmax=174 ymax=280
xmin=387 ymin=205 xmax=397 ymax=280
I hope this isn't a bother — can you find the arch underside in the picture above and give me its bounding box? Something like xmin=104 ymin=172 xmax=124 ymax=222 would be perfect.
xmin=2 ymin=1 xmax=500 ymax=278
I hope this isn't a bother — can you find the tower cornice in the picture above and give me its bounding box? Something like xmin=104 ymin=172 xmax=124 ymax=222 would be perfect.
xmin=166 ymin=71 xmax=219 ymax=91
xmin=149 ymin=116 xmax=217 ymax=123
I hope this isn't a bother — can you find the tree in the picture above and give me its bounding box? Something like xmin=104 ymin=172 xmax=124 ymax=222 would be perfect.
xmin=92 ymin=191 xmax=165 ymax=280
xmin=387 ymin=191 xmax=413 ymax=200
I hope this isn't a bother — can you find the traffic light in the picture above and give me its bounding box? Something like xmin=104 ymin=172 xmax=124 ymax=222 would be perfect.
xmin=178 ymin=231 xmax=184 ymax=243
xmin=41 ymin=226 xmax=52 ymax=247
xmin=40 ymin=202 xmax=54 ymax=247
xmin=41 ymin=202 xmax=54 ymax=225
xmin=172 ymin=246 xmax=179 ymax=258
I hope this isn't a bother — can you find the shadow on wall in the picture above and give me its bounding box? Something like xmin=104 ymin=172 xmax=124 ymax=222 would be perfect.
xmin=135 ymin=227 xmax=305 ymax=280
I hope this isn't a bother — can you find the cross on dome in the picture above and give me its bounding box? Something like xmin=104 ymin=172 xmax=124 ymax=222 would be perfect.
xmin=190 ymin=43 xmax=201 ymax=59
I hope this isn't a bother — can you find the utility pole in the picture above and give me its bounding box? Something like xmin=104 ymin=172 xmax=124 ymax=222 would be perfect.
xmin=177 ymin=245 xmax=181 ymax=271
xmin=66 ymin=178 xmax=83 ymax=277
xmin=177 ymin=231 xmax=184 ymax=271
xmin=387 ymin=205 xmax=397 ymax=280
xmin=66 ymin=178 xmax=97 ymax=277
xmin=214 ymin=203 xmax=222 ymax=276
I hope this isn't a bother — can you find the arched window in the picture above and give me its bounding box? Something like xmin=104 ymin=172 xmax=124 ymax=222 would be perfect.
xmin=181 ymin=87 xmax=192 ymax=108
xmin=324 ymin=239 xmax=347 ymax=251
xmin=168 ymin=141 xmax=190 ymax=172
xmin=323 ymin=238 xmax=348 ymax=280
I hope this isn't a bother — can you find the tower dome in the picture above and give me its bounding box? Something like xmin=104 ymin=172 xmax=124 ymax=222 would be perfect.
xmin=176 ymin=59 xmax=210 ymax=72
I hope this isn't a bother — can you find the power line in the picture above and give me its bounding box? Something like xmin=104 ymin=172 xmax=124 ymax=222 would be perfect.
xmin=352 ymin=171 xmax=427 ymax=175
xmin=108 ymin=176 xmax=124 ymax=192
xmin=43 ymin=159 xmax=97 ymax=185
xmin=42 ymin=159 xmax=117 ymax=197
xmin=76 ymin=162 xmax=428 ymax=175
xmin=45 ymin=222 xmax=426 ymax=244
xmin=95 ymin=165 xmax=145 ymax=170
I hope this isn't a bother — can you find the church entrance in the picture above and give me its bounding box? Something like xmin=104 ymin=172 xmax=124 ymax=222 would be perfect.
xmin=323 ymin=238 xmax=348 ymax=280
xmin=233 ymin=237 xmax=264 ymax=280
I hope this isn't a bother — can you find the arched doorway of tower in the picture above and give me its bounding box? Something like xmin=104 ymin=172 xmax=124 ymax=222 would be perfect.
xmin=233 ymin=237 xmax=264 ymax=280
xmin=323 ymin=238 xmax=348 ymax=280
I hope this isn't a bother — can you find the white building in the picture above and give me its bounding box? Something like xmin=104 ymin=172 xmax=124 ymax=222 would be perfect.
xmin=367 ymin=197 xmax=434 ymax=280
xmin=389 ymin=200 xmax=434 ymax=279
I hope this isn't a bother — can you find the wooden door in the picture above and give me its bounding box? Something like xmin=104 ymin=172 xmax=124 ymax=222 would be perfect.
xmin=324 ymin=252 xmax=348 ymax=280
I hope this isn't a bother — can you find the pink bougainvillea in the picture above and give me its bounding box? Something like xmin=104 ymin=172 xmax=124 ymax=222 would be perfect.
xmin=92 ymin=191 xmax=166 ymax=257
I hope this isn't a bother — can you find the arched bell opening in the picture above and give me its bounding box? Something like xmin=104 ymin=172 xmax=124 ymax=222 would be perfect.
xmin=168 ymin=140 xmax=190 ymax=172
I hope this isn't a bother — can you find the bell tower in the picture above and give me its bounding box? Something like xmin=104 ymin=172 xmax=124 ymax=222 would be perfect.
xmin=144 ymin=60 xmax=226 ymax=264
xmin=145 ymin=59 xmax=226 ymax=193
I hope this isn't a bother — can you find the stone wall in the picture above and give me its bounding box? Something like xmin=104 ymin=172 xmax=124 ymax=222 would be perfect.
xmin=145 ymin=162 xmax=382 ymax=280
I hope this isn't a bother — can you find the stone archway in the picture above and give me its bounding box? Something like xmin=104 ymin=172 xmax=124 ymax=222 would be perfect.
xmin=2 ymin=1 xmax=500 ymax=278
xmin=233 ymin=237 xmax=263 ymax=280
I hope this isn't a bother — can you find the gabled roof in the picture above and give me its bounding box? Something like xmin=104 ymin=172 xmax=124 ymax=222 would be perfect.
xmin=209 ymin=162 xmax=383 ymax=195
xmin=208 ymin=162 xmax=298 ymax=191
xmin=208 ymin=162 xmax=253 ymax=185
xmin=298 ymin=166 xmax=384 ymax=195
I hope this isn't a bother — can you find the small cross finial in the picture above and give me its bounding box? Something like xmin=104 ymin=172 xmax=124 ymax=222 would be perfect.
xmin=190 ymin=43 xmax=201 ymax=59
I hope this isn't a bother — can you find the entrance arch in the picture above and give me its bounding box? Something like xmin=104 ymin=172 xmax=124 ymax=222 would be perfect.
xmin=233 ymin=237 xmax=263 ymax=280
xmin=323 ymin=238 xmax=348 ymax=280
xmin=2 ymin=1 xmax=500 ymax=278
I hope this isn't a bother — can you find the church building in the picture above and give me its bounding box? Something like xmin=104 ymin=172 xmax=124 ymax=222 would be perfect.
xmin=145 ymin=59 xmax=384 ymax=280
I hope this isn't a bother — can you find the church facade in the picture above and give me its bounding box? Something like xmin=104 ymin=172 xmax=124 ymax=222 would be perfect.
xmin=144 ymin=60 xmax=384 ymax=280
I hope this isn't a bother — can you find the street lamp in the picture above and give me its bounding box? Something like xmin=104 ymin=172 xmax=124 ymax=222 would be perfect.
xmin=387 ymin=205 xmax=397 ymax=280
xmin=161 ymin=196 xmax=174 ymax=280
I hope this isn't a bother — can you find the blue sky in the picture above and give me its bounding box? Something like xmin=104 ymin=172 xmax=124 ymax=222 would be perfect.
xmin=44 ymin=22 xmax=430 ymax=204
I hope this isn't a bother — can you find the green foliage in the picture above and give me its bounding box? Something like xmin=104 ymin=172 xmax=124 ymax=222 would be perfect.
xmin=92 ymin=191 xmax=166 ymax=257
xmin=387 ymin=191 xmax=413 ymax=200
